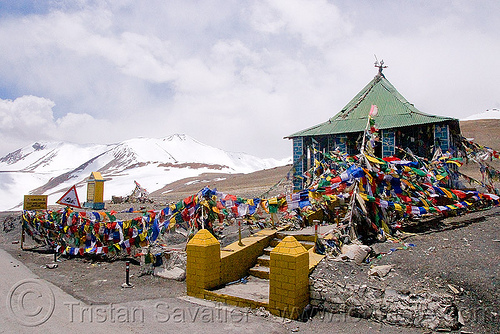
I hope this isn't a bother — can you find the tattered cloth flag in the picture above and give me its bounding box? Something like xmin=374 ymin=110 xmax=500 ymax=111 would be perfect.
xmin=56 ymin=185 xmax=82 ymax=208
xmin=369 ymin=104 xmax=378 ymax=117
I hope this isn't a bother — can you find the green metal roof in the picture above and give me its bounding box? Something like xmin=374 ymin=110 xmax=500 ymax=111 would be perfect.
xmin=286 ymin=74 xmax=458 ymax=138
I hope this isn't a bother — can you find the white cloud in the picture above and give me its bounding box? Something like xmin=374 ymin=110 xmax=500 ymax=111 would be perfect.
xmin=250 ymin=0 xmax=352 ymax=47
xmin=0 ymin=96 xmax=112 ymax=154
xmin=0 ymin=0 xmax=499 ymax=158
xmin=0 ymin=96 xmax=56 ymax=138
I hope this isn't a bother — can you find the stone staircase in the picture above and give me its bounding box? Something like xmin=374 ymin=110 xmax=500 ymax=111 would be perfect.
xmin=249 ymin=232 xmax=317 ymax=279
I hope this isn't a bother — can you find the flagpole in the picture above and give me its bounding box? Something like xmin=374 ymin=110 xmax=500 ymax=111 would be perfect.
xmin=360 ymin=115 xmax=371 ymax=155
xmin=361 ymin=105 xmax=378 ymax=170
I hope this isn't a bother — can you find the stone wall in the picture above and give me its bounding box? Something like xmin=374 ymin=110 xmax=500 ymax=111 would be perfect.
xmin=309 ymin=277 xmax=461 ymax=331
xmin=186 ymin=229 xmax=221 ymax=298
xmin=220 ymin=229 xmax=275 ymax=283
xmin=269 ymin=236 xmax=309 ymax=320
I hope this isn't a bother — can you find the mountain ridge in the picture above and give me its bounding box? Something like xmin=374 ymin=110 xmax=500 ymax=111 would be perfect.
xmin=0 ymin=134 xmax=289 ymax=211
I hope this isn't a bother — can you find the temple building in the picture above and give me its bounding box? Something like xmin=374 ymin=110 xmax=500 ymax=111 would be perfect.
xmin=286 ymin=64 xmax=461 ymax=190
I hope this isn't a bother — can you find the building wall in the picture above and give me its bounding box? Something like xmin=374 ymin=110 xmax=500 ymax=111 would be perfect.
xmin=292 ymin=137 xmax=305 ymax=190
xmin=381 ymin=130 xmax=395 ymax=157
xmin=434 ymin=124 xmax=450 ymax=152
xmin=290 ymin=122 xmax=457 ymax=190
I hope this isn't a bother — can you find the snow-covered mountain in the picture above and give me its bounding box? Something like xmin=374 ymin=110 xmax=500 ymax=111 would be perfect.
xmin=0 ymin=134 xmax=289 ymax=211
xmin=462 ymin=108 xmax=500 ymax=121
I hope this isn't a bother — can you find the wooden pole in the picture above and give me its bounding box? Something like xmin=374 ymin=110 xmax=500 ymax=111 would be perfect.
xmin=238 ymin=220 xmax=244 ymax=246
xmin=21 ymin=225 xmax=25 ymax=250
xmin=313 ymin=220 xmax=319 ymax=242
xmin=201 ymin=206 xmax=205 ymax=230
xmin=346 ymin=180 xmax=359 ymax=242
xmin=360 ymin=115 xmax=372 ymax=155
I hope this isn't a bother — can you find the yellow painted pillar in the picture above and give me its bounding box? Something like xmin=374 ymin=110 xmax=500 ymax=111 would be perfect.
xmin=269 ymin=236 xmax=309 ymax=319
xmin=186 ymin=229 xmax=221 ymax=298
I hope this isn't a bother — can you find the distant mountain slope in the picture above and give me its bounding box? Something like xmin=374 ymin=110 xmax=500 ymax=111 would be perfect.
xmin=455 ymin=119 xmax=500 ymax=182
xmin=0 ymin=134 xmax=289 ymax=211
xmin=460 ymin=119 xmax=500 ymax=151
xmin=151 ymin=165 xmax=293 ymax=203
xmin=462 ymin=108 xmax=500 ymax=121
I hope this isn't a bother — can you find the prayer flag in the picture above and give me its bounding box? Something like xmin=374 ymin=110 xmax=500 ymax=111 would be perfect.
xmin=369 ymin=104 xmax=378 ymax=116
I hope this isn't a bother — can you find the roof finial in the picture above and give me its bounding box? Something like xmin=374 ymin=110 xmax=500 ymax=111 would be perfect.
xmin=374 ymin=55 xmax=387 ymax=76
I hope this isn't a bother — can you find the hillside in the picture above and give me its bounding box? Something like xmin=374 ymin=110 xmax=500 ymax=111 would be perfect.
xmin=0 ymin=134 xmax=288 ymax=211
xmin=150 ymin=165 xmax=293 ymax=203
xmin=459 ymin=119 xmax=500 ymax=182
xmin=460 ymin=119 xmax=500 ymax=150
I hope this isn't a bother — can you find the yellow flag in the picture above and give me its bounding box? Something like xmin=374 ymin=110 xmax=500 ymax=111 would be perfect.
xmin=168 ymin=216 xmax=176 ymax=229
xmin=446 ymin=160 xmax=463 ymax=167
xmin=365 ymin=155 xmax=385 ymax=165
xmin=440 ymin=187 xmax=453 ymax=198
xmin=401 ymin=179 xmax=415 ymax=189
xmin=381 ymin=221 xmax=391 ymax=235
xmin=363 ymin=168 xmax=373 ymax=184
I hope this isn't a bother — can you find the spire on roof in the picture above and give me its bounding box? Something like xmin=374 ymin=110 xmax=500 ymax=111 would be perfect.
xmin=374 ymin=56 xmax=387 ymax=77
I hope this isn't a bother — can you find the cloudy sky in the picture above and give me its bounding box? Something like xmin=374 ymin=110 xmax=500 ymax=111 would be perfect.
xmin=0 ymin=0 xmax=499 ymax=159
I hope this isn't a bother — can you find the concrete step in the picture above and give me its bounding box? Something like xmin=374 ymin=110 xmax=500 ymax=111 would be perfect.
xmin=263 ymin=246 xmax=274 ymax=255
xmin=248 ymin=265 xmax=269 ymax=280
xmin=257 ymin=254 xmax=270 ymax=266
xmin=269 ymin=238 xmax=281 ymax=247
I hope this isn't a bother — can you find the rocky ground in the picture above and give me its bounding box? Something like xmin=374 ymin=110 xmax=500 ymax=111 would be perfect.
xmin=312 ymin=206 xmax=500 ymax=333
xmin=2 ymin=205 xmax=499 ymax=333
xmin=1 ymin=158 xmax=500 ymax=333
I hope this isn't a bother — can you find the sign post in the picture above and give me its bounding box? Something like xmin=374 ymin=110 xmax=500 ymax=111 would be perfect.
xmin=56 ymin=185 xmax=81 ymax=208
xmin=313 ymin=219 xmax=320 ymax=243
xmin=23 ymin=195 xmax=48 ymax=211
xmin=122 ymin=261 xmax=133 ymax=288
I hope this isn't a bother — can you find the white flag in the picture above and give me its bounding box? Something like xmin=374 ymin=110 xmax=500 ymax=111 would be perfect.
xmin=369 ymin=104 xmax=378 ymax=116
